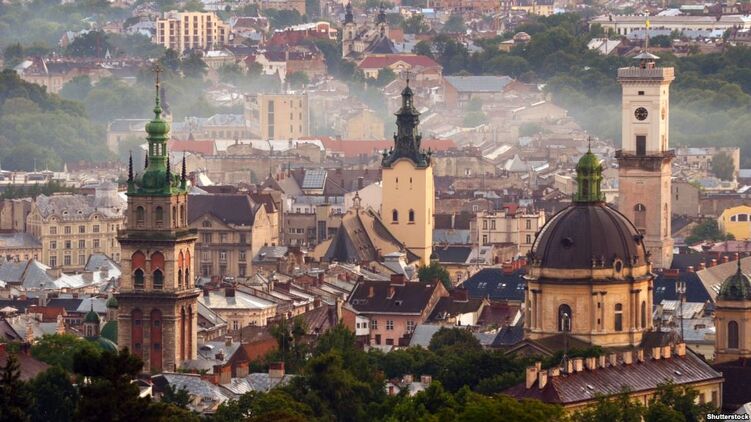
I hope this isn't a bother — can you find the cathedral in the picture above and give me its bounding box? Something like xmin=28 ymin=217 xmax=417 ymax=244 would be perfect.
xmin=116 ymin=73 xmax=199 ymax=373
xmin=341 ymin=2 xmax=397 ymax=59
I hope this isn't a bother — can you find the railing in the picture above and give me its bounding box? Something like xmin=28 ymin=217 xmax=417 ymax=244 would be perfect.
xmin=617 ymin=67 xmax=674 ymax=80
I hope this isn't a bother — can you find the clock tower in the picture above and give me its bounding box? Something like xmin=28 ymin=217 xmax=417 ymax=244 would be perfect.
xmin=616 ymin=52 xmax=674 ymax=269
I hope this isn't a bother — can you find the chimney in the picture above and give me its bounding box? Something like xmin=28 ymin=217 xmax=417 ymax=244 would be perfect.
xmin=623 ymin=351 xmax=633 ymax=365
xmin=403 ymin=374 xmax=413 ymax=384
xmin=225 ymin=287 xmax=235 ymax=297
xmin=225 ymin=335 xmax=233 ymax=346
xmin=608 ymin=352 xmax=617 ymax=367
xmin=203 ymin=288 xmax=210 ymax=297
xmin=368 ymin=286 xmax=374 ymax=298
xmin=549 ymin=367 xmax=560 ymax=377
xmin=652 ymin=347 xmax=661 ymax=360
xmin=675 ymin=342 xmax=686 ymax=357
xmin=566 ymin=359 xmax=574 ymax=374
xmin=598 ymin=355 xmax=606 ymax=368
xmin=585 ymin=357 xmax=597 ymax=370
xmin=388 ymin=385 xmax=395 ymax=396
xmin=573 ymin=357 xmax=583 ymax=372
xmin=535 ymin=361 xmax=541 ymax=372
xmin=357 ymin=176 xmax=364 ymax=190
xmin=637 ymin=349 xmax=644 ymax=362
xmin=722 ymin=255 xmax=730 ymax=264
xmin=215 ymin=350 xmax=225 ymax=361
xmin=525 ymin=366 xmax=538 ymax=389
xmin=710 ymin=258 xmax=717 ymax=267
xmin=336 ymin=297 xmax=343 ymax=322
xmin=661 ymin=345 xmax=672 ymax=359
xmin=236 ymin=361 xmax=249 ymax=378
xmin=687 ymin=266 xmax=694 ymax=272
xmin=699 ymin=262 xmax=706 ymax=270
xmin=317 ymin=272 xmax=324 ymax=286
xmin=538 ymin=370 xmax=548 ymax=389
xmin=213 ymin=364 xmax=231 ymax=385
xmin=387 ymin=286 xmax=395 ymax=299
xmin=269 ymin=361 xmax=285 ymax=378
xmin=390 ymin=273 xmax=406 ymax=285
xmin=420 ymin=375 xmax=432 ymax=386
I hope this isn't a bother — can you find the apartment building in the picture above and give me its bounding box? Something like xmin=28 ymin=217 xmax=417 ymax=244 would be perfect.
xmin=472 ymin=207 xmax=546 ymax=255
xmin=155 ymin=11 xmax=229 ymax=52
xmin=244 ymin=93 xmax=309 ymax=140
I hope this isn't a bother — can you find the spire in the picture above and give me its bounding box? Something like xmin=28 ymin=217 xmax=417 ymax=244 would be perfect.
xmin=344 ymin=2 xmax=353 ymax=25
xmin=128 ymin=151 xmax=133 ymax=183
xmin=165 ymin=154 xmax=171 ymax=185
xmin=573 ymin=146 xmax=604 ymax=203
xmin=377 ymin=2 xmax=386 ymax=25
xmin=382 ymin=77 xmax=429 ymax=168
xmin=181 ymin=153 xmax=187 ymax=188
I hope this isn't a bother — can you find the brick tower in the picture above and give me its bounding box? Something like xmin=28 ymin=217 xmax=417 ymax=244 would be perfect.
xmin=116 ymin=69 xmax=198 ymax=373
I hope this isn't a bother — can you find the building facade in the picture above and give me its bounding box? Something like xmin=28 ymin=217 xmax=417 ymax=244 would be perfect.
xmin=473 ymin=208 xmax=546 ymax=255
xmin=714 ymin=260 xmax=751 ymax=364
xmin=244 ymin=93 xmax=309 ymax=140
xmin=616 ymin=53 xmax=674 ymax=269
xmin=116 ymin=81 xmax=198 ymax=373
xmin=380 ymin=81 xmax=434 ymax=266
xmin=155 ymin=12 xmax=229 ymax=52
xmin=718 ymin=205 xmax=751 ymax=240
xmin=26 ymin=184 xmax=125 ymax=271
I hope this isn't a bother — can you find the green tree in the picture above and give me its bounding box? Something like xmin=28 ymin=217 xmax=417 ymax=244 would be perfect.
xmin=59 ymin=75 xmax=93 ymax=102
xmin=161 ymin=384 xmax=191 ymax=408
xmin=428 ymin=327 xmax=482 ymax=353
xmin=463 ymin=111 xmax=488 ymax=127
xmin=264 ymin=9 xmax=303 ymax=30
xmin=572 ymin=389 xmax=644 ymax=422
xmin=519 ymin=122 xmax=543 ymax=136
xmin=286 ymin=71 xmax=309 ymax=89
xmin=402 ymin=15 xmax=429 ymax=34
xmin=685 ymin=219 xmax=732 ymax=244
xmin=213 ymin=390 xmax=313 ymax=422
xmin=442 ymin=14 xmax=466 ymax=34
xmin=0 ymin=353 xmax=30 ymax=421
xmin=417 ymin=262 xmax=452 ymax=289
xmin=269 ymin=316 xmax=307 ymax=373
xmin=180 ymin=51 xmax=207 ymax=79
xmin=3 ymin=43 xmax=23 ymax=69
xmin=711 ymin=151 xmax=735 ymax=180
xmin=160 ymin=49 xmax=181 ymax=74
xmin=650 ymin=35 xmax=672 ymax=48
xmin=650 ymin=381 xmax=716 ymax=422
xmin=28 ymin=366 xmax=78 ymax=422
xmin=31 ymin=334 xmax=102 ymax=372
xmin=65 ymin=31 xmax=112 ymax=58
xmin=412 ymin=40 xmax=434 ymax=59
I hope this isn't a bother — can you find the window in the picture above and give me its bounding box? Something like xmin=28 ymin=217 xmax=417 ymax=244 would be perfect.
xmin=614 ymin=303 xmax=623 ymax=332
xmin=50 ymin=240 xmax=57 ymax=250
xmin=64 ymin=226 xmax=71 ymax=235
xmin=78 ymin=225 xmax=85 ymax=233
xmin=63 ymin=255 xmax=71 ymax=266
xmin=239 ymin=264 xmax=246 ymax=277
xmin=201 ymin=265 xmax=211 ymax=277
xmin=483 ymin=220 xmax=488 ymax=230
xmin=50 ymin=226 xmax=57 ymax=235
xmin=526 ymin=220 xmax=532 ymax=230
xmin=49 ymin=256 xmax=57 ymax=267
xmin=219 ymin=251 xmax=227 ymax=262
xmin=728 ymin=320 xmax=739 ymax=349
xmin=239 ymin=234 xmax=247 ymax=244
xmin=202 ymin=233 xmax=212 ymax=243
xmin=392 ymin=209 xmax=398 ymax=223
xmin=220 ymin=233 xmax=227 ymax=243
xmin=408 ymin=209 xmax=415 ymax=223
xmin=79 ymin=255 xmax=86 ymax=266
xmin=233 ymin=321 xmax=239 ymax=331
xmin=134 ymin=269 xmax=144 ymax=289
xmin=406 ymin=320 xmax=415 ymax=333
xmin=202 ymin=220 xmax=212 ymax=228
xmin=482 ymin=235 xmax=488 ymax=244
xmin=641 ymin=300 xmax=647 ymax=328
xmin=634 ymin=204 xmax=647 ymax=230
xmin=136 ymin=206 xmax=145 ymax=224
xmin=153 ymin=269 xmax=164 ymax=289
xmin=93 ymin=239 xmax=100 ymax=249
xmin=64 ymin=240 xmax=71 ymax=249
xmin=558 ymin=304 xmax=572 ymax=332
xmin=370 ymin=320 xmax=378 ymax=330
xmin=78 ymin=240 xmax=86 ymax=249
xmin=239 ymin=251 xmax=246 ymax=262
xmin=219 ymin=264 xmax=227 ymax=275
xmin=740 ymin=214 xmax=749 ymax=222
xmin=93 ymin=225 xmax=100 ymax=233
xmin=386 ymin=320 xmax=394 ymax=330
xmin=526 ymin=234 xmax=532 ymax=244
xmin=155 ymin=207 xmax=163 ymax=225
xmin=636 ymin=135 xmax=646 ymax=156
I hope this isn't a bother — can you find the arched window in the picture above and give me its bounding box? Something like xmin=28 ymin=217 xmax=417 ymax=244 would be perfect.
xmin=392 ymin=209 xmax=398 ymax=223
xmin=134 ymin=268 xmax=145 ymax=289
xmin=614 ymin=303 xmax=623 ymax=332
xmin=136 ymin=206 xmax=145 ymax=224
xmin=641 ymin=300 xmax=647 ymax=328
xmin=202 ymin=220 xmax=212 ymax=228
xmin=153 ymin=269 xmax=164 ymax=289
xmin=408 ymin=209 xmax=415 ymax=223
xmin=558 ymin=304 xmax=572 ymax=332
xmin=581 ymin=180 xmax=590 ymax=197
xmin=177 ymin=269 xmax=183 ymax=289
xmin=172 ymin=206 xmax=177 ymax=227
xmin=634 ymin=204 xmax=646 ymax=230
xmin=185 ymin=268 xmax=190 ymax=288
xmin=728 ymin=321 xmax=740 ymax=349
xmin=155 ymin=206 xmax=164 ymax=225
xmin=180 ymin=204 xmax=186 ymax=225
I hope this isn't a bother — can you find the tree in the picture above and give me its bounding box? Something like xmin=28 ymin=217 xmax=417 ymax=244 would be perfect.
xmin=65 ymin=31 xmax=112 ymax=58
xmin=160 ymin=49 xmax=182 ymax=74
xmin=572 ymin=389 xmax=644 ymax=422
xmin=0 ymin=353 xmax=31 ymax=421
xmin=442 ymin=14 xmax=466 ymax=34
xmin=685 ymin=219 xmax=732 ymax=244
xmin=417 ymin=262 xmax=451 ymax=289
xmin=286 ymin=71 xmax=309 ymax=89
xmin=519 ymin=122 xmax=543 ymax=137
xmin=711 ymin=151 xmax=735 ymax=180
xmin=650 ymin=35 xmax=672 ymax=48
xmin=3 ymin=43 xmax=23 ymax=69
xmin=269 ymin=316 xmax=307 ymax=373
xmin=649 ymin=381 xmax=716 ymax=422
xmin=31 ymin=334 xmax=102 ymax=373
xmin=402 ymin=15 xmax=429 ymax=34
xmin=412 ymin=40 xmax=434 ymax=59
xmin=264 ymin=9 xmax=303 ymax=30
xmin=28 ymin=366 xmax=78 ymax=422
xmin=463 ymin=111 xmax=488 ymax=127
xmin=59 ymin=75 xmax=93 ymax=102
xmin=428 ymin=327 xmax=483 ymax=353
xmin=180 ymin=51 xmax=207 ymax=79
xmin=160 ymin=384 xmax=191 ymax=408
xmin=213 ymin=390 xmax=313 ymax=422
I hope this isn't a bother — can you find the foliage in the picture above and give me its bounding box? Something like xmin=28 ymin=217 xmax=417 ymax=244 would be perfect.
xmin=28 ymin=366 xmax=78 ymax=422
xmin=264 ymin=9 xmax=303 ymax=30
xmin=402 ymin=15 xmax=429 ymax=34
xmin=429 ymin=327 xmax=483 ymax=353
xmin=267 ymin=316 xmax=307 ymax=373
xmin=412 ymin=40 xmax=434 ymax=59
xmin=442 ymin=14 xmax=466 ymax=34
xmin=3 ymin=43 xmax=23 ymax=69
xmin=572 ymin=389 xmax=644 ymax=422
xmin=65 ymin=31 xmax=113 ymax=58
xmin=0 ymin=181 xmax=77 ymax=200
xmin=0 ymin=353 xmax=30 ymax=421
xmin=417 ymin=262 xmax=452 ymax=289
xmin=711 ymin=151 xmax=735 ymax=180
xmin=31 ymin=334 xmax=102 ymax=373
xmin=650 ymin=35 xmax=672 ymax=48
xmin=213 ymin=390 xmax=313 ymax=421
xmin=180 ymin=51 xmax=208 ymax=79
xmin=685 ymin=219 xmax=733 ymax=244
xmin=59 ymin=75 xmax=93 ymax=102
xmin=463 ymin=111 xmax=488 ymax=127
xmin=519 ymin=122 xmax=544 ymax=136
xmin=160 ymin=384 xmax=191 ymax=409
xmin=286 ymin=71 xmax=309 ymax=89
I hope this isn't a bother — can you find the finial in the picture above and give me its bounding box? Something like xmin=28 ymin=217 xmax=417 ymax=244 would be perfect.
xmin=181 ymin=152 xmax=187 ymax=183
xmin=128 ymin=151 xmax=133 ymax=182
xmin=152 ymin=63 xmax=163 ymax=115
xmin=144 ymin=153 xmax=149 ymax=169
xmin=587 ymin=136 xmax=592 ymax=152
xmin=166 ymin=154 xmax=171 ymax=184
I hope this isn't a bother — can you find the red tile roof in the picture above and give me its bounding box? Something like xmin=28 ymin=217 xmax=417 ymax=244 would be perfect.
xmin=168 ymin=140 xmax=216 ymax=156
xmin=315 ymin=137 xmax=456 ymax=158
xmin=357 ymin=54 xmax=441 ymax=70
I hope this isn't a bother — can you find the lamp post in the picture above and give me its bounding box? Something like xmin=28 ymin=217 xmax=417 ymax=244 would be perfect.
xmin=676 ymin=280 xmax=686 ymax=340
xmin=561 ymin=312 xmax=570 ymax=374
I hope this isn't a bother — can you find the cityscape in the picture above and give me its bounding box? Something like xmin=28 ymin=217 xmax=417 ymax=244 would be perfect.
xmin=1 ymin=0 xmax=751 ymax=420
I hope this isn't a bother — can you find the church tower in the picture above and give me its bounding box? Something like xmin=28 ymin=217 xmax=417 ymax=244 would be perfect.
xmin=616 ymin=52 xmax=674 ymax=269
xmin=376 ymin=3 xmax=389 ymax=38
xmin=116 ymin=70 xmax=198 ymax=373
xmin=381 ymin=80 xmax=434 ymax=266
xmin=714 ymin=259 xmax=751 ymax=364
xmin=342 ymin=2 xmax=356 ymax=58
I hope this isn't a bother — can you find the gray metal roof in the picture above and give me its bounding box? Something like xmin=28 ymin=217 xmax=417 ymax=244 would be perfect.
xmin=444 ymin=76 xmax=513 ymax=93
xmin=0 ymin=233 xmax=41 ymax=249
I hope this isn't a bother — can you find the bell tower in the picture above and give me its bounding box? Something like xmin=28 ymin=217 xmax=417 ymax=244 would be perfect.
xmin=381 ymin=79 xmax=434 ymax=266
xmin=714 ymin=259 xmax=751 ymax=364
xmin=342 ymin=2 xmax=356 ymax=58
xmin=616 ymin=52 xmax=674 ymax=269
xmin=116 ymin=68 xmax=198 ymax=373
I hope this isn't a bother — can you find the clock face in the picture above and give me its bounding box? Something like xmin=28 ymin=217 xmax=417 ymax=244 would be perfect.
xmin=634 ymin=107 xmax=648 ymax=121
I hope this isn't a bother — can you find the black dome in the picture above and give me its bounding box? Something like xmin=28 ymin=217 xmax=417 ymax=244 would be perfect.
xmin=531 ymin=203 xmax=647 ymax=270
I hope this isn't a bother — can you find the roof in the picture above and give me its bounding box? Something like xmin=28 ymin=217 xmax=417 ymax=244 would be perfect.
xmin=505 ymin=349 xmax=722 ymax=405
xmin=433 ymin=246 xmax=472 ymax=264
xmin=152 ymin=373 xmax=231 ymax=404
xmin=348 ymin=280 xmax=443 ymax=315
xmin=198 ymin=289 xmax=275 ymax=311
xmin=168 ymin=139 xmax=216 ymax=155
xmin=428 ymin=296 xmax=484 ymax=321
xmin=34 ymin=192 xmax=124 ymax=220
xmin=357 ymin=54 xmax=441 ymax=70
xmin=188 ymin=194 xmax=258 ymax=226
xmin=0 ymin=348 xmax=49 ymax=381
xmin=444 ymin=76 xmax=513 ymax=93
xmin=0 ymin=233 xmax=41 ymax=249
xmin=491 ymin=325 xmax=525 ymax=347
xmin=653 ymin=271 xmax=711 ymax=304
xmin=317 ymin=137 xmax=455 ymax=158
xmin=463 ymin=268 xmax=526 ymax=302
xmin=408 ymin=324 xmax=441 ymax=347
xmin=713 ymin=358 xmax=751 ymax=410
xmin=221 ymin=372 xmax=296 ymax=395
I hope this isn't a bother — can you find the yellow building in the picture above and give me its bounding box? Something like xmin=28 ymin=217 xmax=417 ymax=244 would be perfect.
xmin=155 ymin=12 xmax=229 ymax=52
xmin=380 ymin=81 xmax=434 ymax=266
xmin=473 ymin=208 xmax=545 ymax=255
xmin=345 ymin=109 xmax=385 ymax=140
xmin=244 ymin=93 xmax=309 ymax=140
xmin=718 ymin=205 xmax=751 ymax=240
xmin=511 ymin=0 xmax=554 ymax=16
xmin=26 ymin=183 xmax=126 ymax=271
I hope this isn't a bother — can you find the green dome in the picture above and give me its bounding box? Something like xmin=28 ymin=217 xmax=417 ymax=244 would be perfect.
xmin=106 ymin=296 xmax=118 ymax=309
xmin=145 ymin=115 xmax=169 ymax=141
xmin=718 ymin=261 xmax=751 ymax=300
xmin=87 ymin=336 xmax=118 ymax=353
xmin=573 ymin=147 xmax=604 ymax=203
xmin=101 ymin=320 xmax=118 ymax=343
xmin=84 ymin=308 xmax=100 ymax=324
xmin=576 ymin=149 xmax=601 ymax=174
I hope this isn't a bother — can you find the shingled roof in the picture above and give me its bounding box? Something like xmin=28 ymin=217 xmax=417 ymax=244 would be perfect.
xmin=188 ymin=194 xmax=260 ymax=226
xmin=348 ymin=280 xmax=444 ymax=315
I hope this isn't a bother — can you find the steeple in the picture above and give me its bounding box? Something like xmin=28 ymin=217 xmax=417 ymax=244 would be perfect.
xmin=573 ymin=142 xmax=604 ymax=203
xmin=382 ymin=78 xmax=430 ymax=168
xmin=128 ymin=151 xmax=133 ymax=184
xmin=377 ymin=3 xmax=386 ymax=25
xmin=718 ymin=258 xmax=751 ymax=301
xmin=344 ymin=2 xmax=354 ymax=25
xmin=181 ymin=153 xmax=187 ymax=189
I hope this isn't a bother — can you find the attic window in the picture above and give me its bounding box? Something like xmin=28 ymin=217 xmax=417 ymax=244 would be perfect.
xmin=638 ymin=91 xmax=644 ymax=96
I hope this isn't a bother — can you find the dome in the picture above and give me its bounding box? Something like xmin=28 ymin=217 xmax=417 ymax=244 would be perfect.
xmin=718 ymin=260 xmax=751 ymax=300
xmin=87 ymin=336 xmax=118 ymax=353
xmin=530 ymin=202 xmax=647 ymax=271
xmin=84 ymin=308 xmax=100 ymax=324
xmin=106 ymin=296 xmax=119 ymax=309
xmin=101 ymin=320 xmax=118 ymax=343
